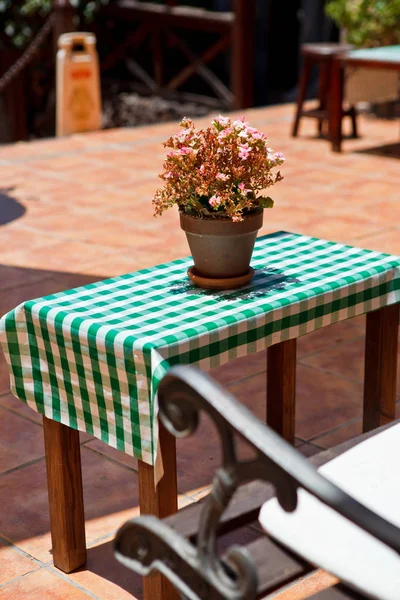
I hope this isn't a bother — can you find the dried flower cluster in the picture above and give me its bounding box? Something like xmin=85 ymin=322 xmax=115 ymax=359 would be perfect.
xmin=152 ymin=115 xmax=284 ymax=221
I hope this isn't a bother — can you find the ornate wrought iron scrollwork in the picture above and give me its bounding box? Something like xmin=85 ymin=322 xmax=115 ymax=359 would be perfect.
xmin=155 ymin=367 xmax=302 ymax=598
xmin=158 ymin=367 xmax=400 ymax=556
xmin=115 ymin=365 xmax=400 ymax=600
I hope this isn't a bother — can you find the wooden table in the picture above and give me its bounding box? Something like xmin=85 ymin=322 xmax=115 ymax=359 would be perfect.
xmin=42 ymin=302 xmax=399 ymax=600
xmin=1 ymin=232 xmax=399 ymax=600
xmin=329 ymin=45 xmax=400 ymax=152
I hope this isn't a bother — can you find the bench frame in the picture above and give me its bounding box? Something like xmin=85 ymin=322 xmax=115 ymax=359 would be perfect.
xmin=115 ymin=366 xmax=400 ymax=600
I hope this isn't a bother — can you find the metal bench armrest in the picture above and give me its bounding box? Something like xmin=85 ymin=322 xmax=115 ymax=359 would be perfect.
xmin=115 ymin=366 xmax=400 ymax=599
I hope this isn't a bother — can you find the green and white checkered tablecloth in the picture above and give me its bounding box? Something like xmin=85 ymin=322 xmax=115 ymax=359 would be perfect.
xmin=1 ymin=231 xmax=400 ymax=476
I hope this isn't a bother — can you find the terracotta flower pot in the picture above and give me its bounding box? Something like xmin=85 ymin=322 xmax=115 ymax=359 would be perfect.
xmin=180 ymin=210 xmax=263 ymax=279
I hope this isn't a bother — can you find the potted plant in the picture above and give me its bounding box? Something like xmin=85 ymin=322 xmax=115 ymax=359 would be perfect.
xmin=153 ymin=115 xmax=284 ymax=289
xmin=325 ymin=0 xmax=400 ymax=111
xmin=325 ymin=0 xmax=400 ymax=48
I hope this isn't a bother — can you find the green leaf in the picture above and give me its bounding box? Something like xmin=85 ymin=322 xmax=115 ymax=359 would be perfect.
xmin=259 ymin=196 xmax=274 ymax=209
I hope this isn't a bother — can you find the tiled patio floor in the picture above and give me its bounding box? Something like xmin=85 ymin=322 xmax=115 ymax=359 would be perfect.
xmin=0 ymin=102 xmax=399 ymax=599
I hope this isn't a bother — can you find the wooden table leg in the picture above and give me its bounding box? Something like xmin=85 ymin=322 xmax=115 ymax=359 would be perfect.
xmin=363 ymin=304 xmax=399 ymax=432
xmin=43 ymin=417 xmax=87 ymax=573
xmin=138 ymin=422 xmax=178 ymax=600
xmin=329 ymin=56 xmax=344 ymax=153
xmin=267 ymin=339 xmax=297 ymax=445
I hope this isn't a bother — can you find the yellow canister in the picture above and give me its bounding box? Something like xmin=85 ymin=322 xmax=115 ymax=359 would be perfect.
xmin=56 ymin=32 xmax=102 ymax=136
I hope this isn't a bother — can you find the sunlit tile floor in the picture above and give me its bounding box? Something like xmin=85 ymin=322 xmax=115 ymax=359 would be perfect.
xmin=0 ymin=102 xmax=399 ymax=599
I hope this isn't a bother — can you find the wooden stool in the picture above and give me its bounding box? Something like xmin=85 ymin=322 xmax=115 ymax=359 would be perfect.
xmin=292 ymin=42 xmax=358 ymax=138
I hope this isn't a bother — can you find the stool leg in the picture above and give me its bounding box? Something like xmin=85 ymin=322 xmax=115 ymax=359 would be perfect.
xmin=329 ymin=57 xmax=344 ymax=152
xmin=349 ymin=106 xmax=358 ymax=138
xmin=318 ymin=61 xmax=330 ymax=137
xmin=292 ymin=57 xmax=313 ymax=138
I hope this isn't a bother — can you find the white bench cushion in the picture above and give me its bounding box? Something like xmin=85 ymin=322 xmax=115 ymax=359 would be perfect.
xmin=259 ymin=423 xmax=400 ymax=600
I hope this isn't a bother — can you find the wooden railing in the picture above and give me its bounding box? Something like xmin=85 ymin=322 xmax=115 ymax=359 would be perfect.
xmin=56 ymin=0 xmax=255 ymax=110
xmin=1 ymin=0 xmax=255 ymax=143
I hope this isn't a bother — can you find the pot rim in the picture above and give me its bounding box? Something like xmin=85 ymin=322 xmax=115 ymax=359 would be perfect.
xmin=180 ymin=209 xmax=263 ymax=236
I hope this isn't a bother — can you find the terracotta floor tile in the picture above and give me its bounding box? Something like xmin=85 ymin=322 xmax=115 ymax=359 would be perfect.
xmin=300 ymin=337 xmax=400 ymax=391
xmin=18 ymin=205 xmax=106 ymax=238
xmin=273 ymin=570 xmax=338 ymax=600
xmin=185 ymin=484 xmax=212 ymax=501
xmin=87 ymin=247 xmax=188 ymax=276
xmin=356 ymin=228 xmax=400 ymax=255
xmin=297 ymin=320 xmax=364 ymax=359
xmin=361 ymin=199 xmax=400 ymax=225
xmin=211 ymin=351 xmax=266 ymax=386
xmin=0 ymin=224 xmax=56 ymax=254
xmin=0 ymin=361 xmax=12 ymax=396
xmin=0 ymin=447 xmax=141 ymax=562
xmin=0 ymin=264 xmax=51 ymax=293
xmin=83 ymin=438 xmax=138 ymax=471
xmin=176 ymin=411 xmax=221 ymax=494
xmin=77 ymin=221 xmax=170 ymax=249
xmin=266 ymin=204 xmax=322 ymax=227
xmin=27 ymin=156 xmax=96 ymax=173
xmin=1 ymin=103 xmax=400 ymax=598
xmin=337 ymin=178 xmax=400 ymax=200
xmin=0 ymin=568 xmax=93 ymax=600
xmin=301 ymin=337 xmax=366 ymax=382
xmin=312 ymin=419 xmax=363 ymax=449
xmin=296 ymin=364 xmax=364 ymax=440
xmin=0 ymin=539 xmax=38 ymax=585
xmin=217 ymin=523 xmax=264 ymax=556
xmin=177 ymin=369 xmax=269 ymax=493
xmin=228 ymin=366 xmax=364 ymax=442
xmin=297 ymin=441 xmax=323 ymax=457
xmin=0 ymin=407 xmax=45 ymax=473
xmin=66 ymin=538 xmax=142 ymax=600
xmin=302 ymin=214 xmax=385 ymax=245
xmin=49 ymin=270 xmax=106 ymax=290
xmin=0 ymin=276 xmax=81 ymax=317
xmin=1 ymin=240 xmax=117 ymax=274
xmin=64 ymin=192 xmax=128 ymax=210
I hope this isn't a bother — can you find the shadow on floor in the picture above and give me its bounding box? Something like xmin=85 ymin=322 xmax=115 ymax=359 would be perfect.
xmin=356 ymin=142 xmax=400 ymax=159
xmin=80 ymin=539 xmax=143 ymax=598
xmin=0 ymin=189 xmax=26 ymax=225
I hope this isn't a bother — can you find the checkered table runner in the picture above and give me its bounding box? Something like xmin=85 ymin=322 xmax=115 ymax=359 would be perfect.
xmin=1 ymin=231 xmax=400 ymax=474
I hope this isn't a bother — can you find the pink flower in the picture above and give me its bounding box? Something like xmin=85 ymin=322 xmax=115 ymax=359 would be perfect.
xmin=214 ymin=114 xmax=230 ymax=128
xmin=180 ymin=117 xmax=194 ymax=129
xmin=218 ymin=127 xmax=233 ymax=139
xmin=179 ymin=146 xmax=192 ymax=155
xmin=233 ymin=118 xmax=248 ymax=130
xmin=246 ymin=127 xmax=266 ymax=141
xmin=238 ymin=182 xmax=250 ymax=194
xmin=175 ymin=130 xmax=190 ymax=143
xmin=209 ymin=195 xmax=221 ymax=207
xmin=153 ymin=114 xmax=284 ymax=222
xmin=238 ymin=143 xmax=251 ymax=160
xmin=216 ymin=173 xmax=229 ymax=181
